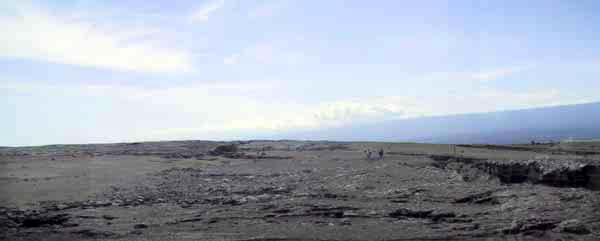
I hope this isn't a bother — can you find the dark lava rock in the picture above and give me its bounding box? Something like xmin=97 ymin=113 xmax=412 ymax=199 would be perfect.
xmin=102 ymin=215 xmax=118 ymax=220
xmin=161 ymin=152 xmax=205 ymax=159
xmin=478 ymin=159 xmax=600 ymax=189
xmin=429 ymin=210 xmax=456 ymax=222
xmin=71 ymin=229 xmax=119 ymax=238
xmin=454 ymin=190 xmax=501 ymax=204
xmin=272 ymin=208 xmax=291 ymax=214
xmin=389 ymin=208 xmax=433 ymax=219
xmin=134 ymin=223 xmax=148 ymax=229
xmin=503 ymin=218 xmax=559 ymax=235
xmin=0 ymin=217 xmax=18 ymax=228
xmin=222 ymin=197 xmax=248 ymax=206
xmin=209 ymin=144 xmax=239 ymax=156
xmin=20 ymin=213 xmax=70 ymax=227
xmin=388 ymin=208 xmax=456 ymax=222
xmin=307 ymin=206 xmax=359 ymax=218
xmin=556 ymin=219 xmax=591 ymax=234
xmin=177 ymin=217 xmax=203 ymax=223
xmin=340 ymin=218 xmax=352 ymax=226
xmin=62 ymin=222 xmax=79 ymax=227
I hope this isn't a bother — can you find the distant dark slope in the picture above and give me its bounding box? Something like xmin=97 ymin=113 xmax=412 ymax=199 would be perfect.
xmin=281 ymin=102 xmax=600 ymax=144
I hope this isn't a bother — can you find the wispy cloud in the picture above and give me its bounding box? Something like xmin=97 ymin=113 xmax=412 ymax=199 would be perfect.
xmin=189 ymin=0 xmax=226 ymax=22
xmin=0 ymin=3 xmax=192 ymax=73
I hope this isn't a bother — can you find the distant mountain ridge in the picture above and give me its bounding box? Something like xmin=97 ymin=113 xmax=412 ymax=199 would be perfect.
xmin=281 ymin=102 xmax=600 ymax=144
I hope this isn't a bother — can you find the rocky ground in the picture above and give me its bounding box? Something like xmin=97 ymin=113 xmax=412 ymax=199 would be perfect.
xmin=1 ymin=140 xmax=600 ymax=240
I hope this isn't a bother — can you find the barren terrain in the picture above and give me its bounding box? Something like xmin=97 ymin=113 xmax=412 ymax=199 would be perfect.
xmin=1 ymin=140 xmax=599 ymax=240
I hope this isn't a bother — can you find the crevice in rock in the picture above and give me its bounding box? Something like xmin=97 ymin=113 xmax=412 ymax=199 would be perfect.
xmin=388 ymin=208 xmax=460 ymax=223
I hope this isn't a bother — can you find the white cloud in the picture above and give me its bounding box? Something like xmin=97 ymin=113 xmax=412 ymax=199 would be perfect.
xmin=0 ymin=3 xmax=192 ymax=73
xmin=5 ymin=81 xmax=594 ymax=142
xmin=189 ymin=0 xmax=225 ymax=22
xmin=226 ymin=41 xmax=311 ymax=66
xmin=435 ymin=88 xmax=597 ymax=116
xmin=470 ymin=67 xmax=523 ymax=81
xmin=422 ymin=67 xmax=524 ymax=83
xmin=223 ymin=54 xmax=239 ymax=65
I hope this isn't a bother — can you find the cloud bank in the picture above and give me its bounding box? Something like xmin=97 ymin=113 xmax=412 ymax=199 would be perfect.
xmin=3 ymin=81 xmax=594 ymax=144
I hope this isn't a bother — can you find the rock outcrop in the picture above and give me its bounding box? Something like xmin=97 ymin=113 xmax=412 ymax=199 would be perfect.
xmin=429 ymin=155 xmax=600 ymax=189
xmin=476 ymin=159 xmax=600 ymax=189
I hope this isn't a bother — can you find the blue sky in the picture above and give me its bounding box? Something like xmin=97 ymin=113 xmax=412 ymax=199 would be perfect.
xmin=1 ymin=0 xmax=599 ymax=146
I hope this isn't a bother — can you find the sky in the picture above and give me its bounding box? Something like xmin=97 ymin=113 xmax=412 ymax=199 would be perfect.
xmin=1 ymin=0 xmax=600 ymax=146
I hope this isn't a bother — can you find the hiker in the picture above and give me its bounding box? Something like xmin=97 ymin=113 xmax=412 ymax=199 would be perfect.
xmin=378 ymin=148 xmax=384 ymax=160
xmin=260 ymin=147 xmax=267 ymax=157
xmin=366 ymin=149 xmax=372 ymax=160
